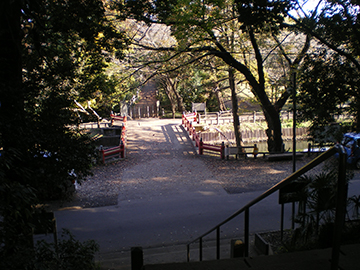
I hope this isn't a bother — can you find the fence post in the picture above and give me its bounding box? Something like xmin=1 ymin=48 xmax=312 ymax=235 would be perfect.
xmin=253 ymin=144 xmax=258 ymax=159
xmin=99 ymin=145 xmax=105 ymax=164
xmin=308 ymin=143 xmax=311 ymax=157
xmin=221 ymin=142 xmax=225 ymax=159
xmin=121 ymin=123 xmax=126 ymax=143
xmin=120 ymin=141 xmax=125 ymax=158
xmin=199 ymin=138 xmax=203 ymax=155
xmin=131 ymin=247 xmax=143 ymax=270
xmin=192 ymin=127 xmax=196 ymax=141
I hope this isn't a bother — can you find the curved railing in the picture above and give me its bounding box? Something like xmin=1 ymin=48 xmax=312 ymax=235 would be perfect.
xmin=186 ymin=145 xmax=347 ymax=270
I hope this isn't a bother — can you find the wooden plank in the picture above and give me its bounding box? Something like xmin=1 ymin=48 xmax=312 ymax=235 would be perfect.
xmin=267 ymin=152 xmax=303 ymax=161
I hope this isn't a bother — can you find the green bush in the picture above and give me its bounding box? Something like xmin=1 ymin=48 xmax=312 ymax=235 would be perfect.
xmin=286 ymin=160 xmax=358 ymax=251
xmin=34 ymin=229 xmax=100 ymax=270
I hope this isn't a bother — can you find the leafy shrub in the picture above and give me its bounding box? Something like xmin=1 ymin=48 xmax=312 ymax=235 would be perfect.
xmin=288 ymin=160 xmax=359 ymax=250
xmin=34 ymin=229 xmax=100 ymax=270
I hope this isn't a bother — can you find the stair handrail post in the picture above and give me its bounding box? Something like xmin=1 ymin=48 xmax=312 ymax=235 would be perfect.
xmin=244 ymin=208 xmax=250 ymax=257
xmin=187 ymin=244 xmax=190 ymax=262
xmin=186 ymin=147 xmax=340 ymax=263
xmin=331 ymin=144 xmax=348 ymax=270
xmin=199 ymin=237 xmax=203 ymax=261
xmin=216 ymin=227 xmax=220 ymax=260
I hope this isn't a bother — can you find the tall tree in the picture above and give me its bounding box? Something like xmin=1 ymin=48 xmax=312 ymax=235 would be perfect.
xmin=289 ymin=0 xmax=360 ymax=131
xmin=113 ymin=0 xmax=305 ymax=152
xmin=0 ymin=0 xmax=127 ymax=267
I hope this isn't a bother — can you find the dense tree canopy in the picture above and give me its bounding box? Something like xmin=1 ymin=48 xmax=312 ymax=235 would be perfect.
xmin=114 ymin=0 xmax=360 ymax=148
xmin=1 ymin=0 xmax=127 ymax=198
xmin=292 ymin=0 xmax=360 ymax=135
xmin=1 ymin=0 xmax=359 ymax=267
xmin=0 ymin=0 xmax=128 ymax=267
xmin=111 ymin=0 xmax=312 ymax=152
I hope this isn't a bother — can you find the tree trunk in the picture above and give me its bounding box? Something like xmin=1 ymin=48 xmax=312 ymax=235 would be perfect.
xmin=264 ymin=106 xmax=284 ymax=153
xmin=229 ymin=68 xmax=244 ymax=151
xmin=171 ymin=80 xmax=185 ymax=113
xmin=214 ymin=86 xmax=226 ymax=111
xmin=162 ymin=78 xmax=177 ymax=118
xmin=212 ymin=38 xmax=284 ymax=152
xmin=0 ymin=0 xmax=24 ymax=152
xmin=0 ymin=0 xmax=35 ymax=258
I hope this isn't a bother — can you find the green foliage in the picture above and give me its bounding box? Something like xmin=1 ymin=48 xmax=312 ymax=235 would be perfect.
xmin=0 ymin=178 xmax=38 ymax=269
xmin=297 ymin=47 xmax=360 ymax=139
xmin=298 ymin=50 xmax=357 ymax=124
xmin=0 ymin=228 xmax=100 ymax=270
xmin=0 ymin=0 xmax=127 ymax=265
xmin=314 ymin=0 xmax=360 ymax=56
xmin=295 ymin=0 xmax=360 ymax=132
xmin=349 ymin=194 xmax=360 ymax=220
xmin=236 ymin=0 xmax=295 ymax=33
xmin=9 ymin=0 xmax=128 ymax=199
xmin=288 ymin=162 xmax=357 ymax=250
xmin=23 ymin=0 xmax=128 ymax=102
xmin=34 ymin=229 xmax=100 ymax=270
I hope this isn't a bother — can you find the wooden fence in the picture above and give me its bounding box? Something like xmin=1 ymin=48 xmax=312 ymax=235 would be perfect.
xmin=120 ymin=103 xmax=160 ymax=119
xmin=198 ymin=111 xmax=293 ymax=125
xmin=182 ymin=112 xmax=329 ymax=159
xmin=200 ymin=127 xmax=308 ymax=144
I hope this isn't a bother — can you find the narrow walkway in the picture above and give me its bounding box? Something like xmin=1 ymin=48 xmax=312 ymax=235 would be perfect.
xmin=119 ymin=118 xmax=226 ymax=203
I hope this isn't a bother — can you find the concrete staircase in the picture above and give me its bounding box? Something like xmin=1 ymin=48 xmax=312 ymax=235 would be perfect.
xmin=97 ymin=237 xmax=360 ymax=270
xmin=142 ymin=243 xmax=360 ymax=270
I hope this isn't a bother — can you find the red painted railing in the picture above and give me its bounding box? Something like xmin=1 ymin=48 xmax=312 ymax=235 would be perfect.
xmin=110 ymin=114 xmax=127 ymax=126
xmin=182 ymin=112 xmax=225 ymax=159
xmin=182 ymin=112 xmax=197 ymax=125
xmin=100 ymin=141 xmax=125 ymax=164
xmin=99 ymin=115 xmax=127 ymax=163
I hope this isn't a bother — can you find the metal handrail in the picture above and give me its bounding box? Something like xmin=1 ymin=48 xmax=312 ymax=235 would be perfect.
xmin=187 ymin=145 xmax=346 ymax=263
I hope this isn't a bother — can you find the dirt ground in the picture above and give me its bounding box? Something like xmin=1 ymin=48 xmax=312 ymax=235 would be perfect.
xmin=48 ymin=118 xmax=359 ymax=210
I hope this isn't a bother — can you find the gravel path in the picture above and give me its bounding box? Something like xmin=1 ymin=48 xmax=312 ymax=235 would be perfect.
xmin=51 ymin=118 xmax=356 ymax=210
